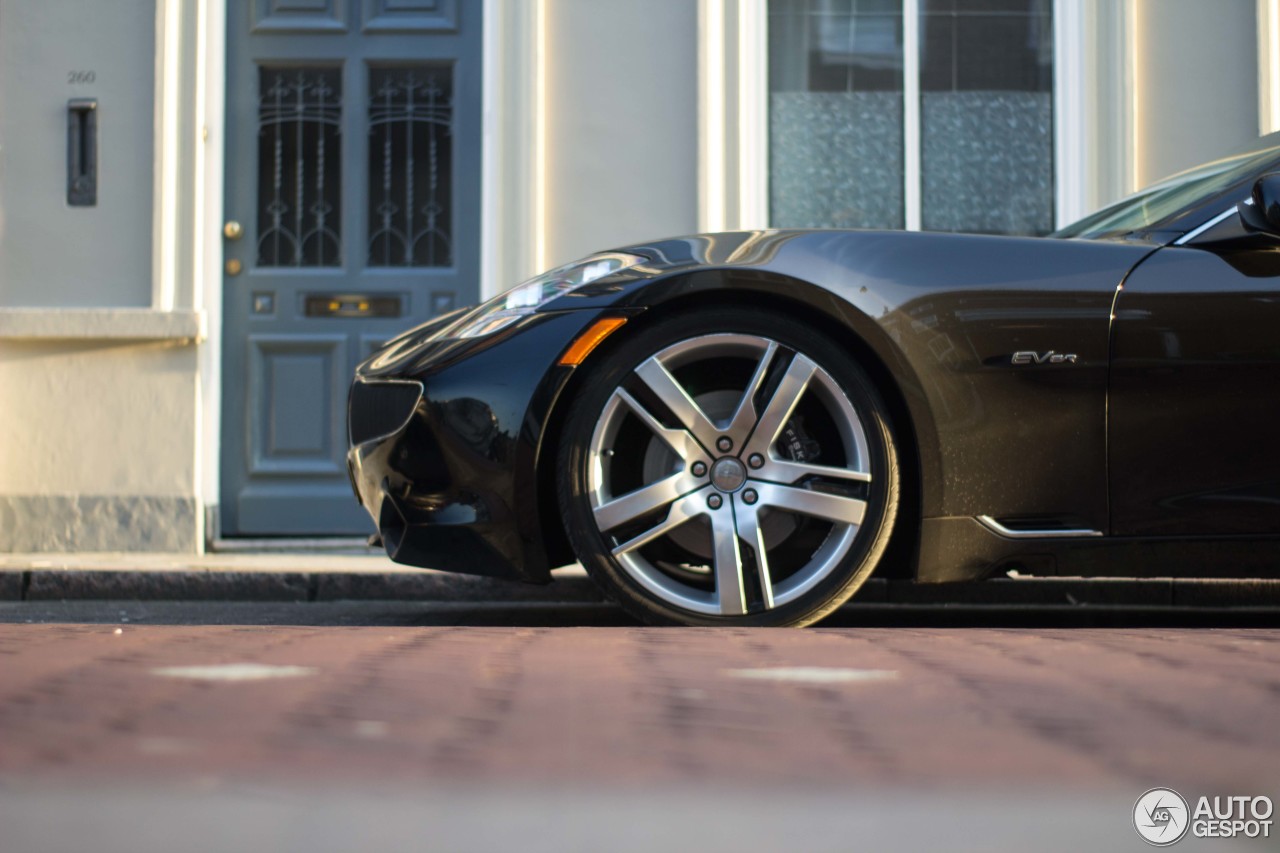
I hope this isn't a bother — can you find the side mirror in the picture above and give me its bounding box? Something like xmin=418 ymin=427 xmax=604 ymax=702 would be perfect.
xmin=1239 ymin=173 xmax=1280 ymax=235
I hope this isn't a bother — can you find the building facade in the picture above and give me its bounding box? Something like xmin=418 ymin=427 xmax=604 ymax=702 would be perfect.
xmin=0 ymin=0 xmax=1271 ymax=552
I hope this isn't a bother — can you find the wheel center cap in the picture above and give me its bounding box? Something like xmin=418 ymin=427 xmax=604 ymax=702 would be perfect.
xmin=710 ymin=457 xmax=748 ymax=493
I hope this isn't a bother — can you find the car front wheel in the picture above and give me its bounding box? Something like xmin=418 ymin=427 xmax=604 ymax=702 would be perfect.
xmin=557 ymin=307 xmax=899 ymax=626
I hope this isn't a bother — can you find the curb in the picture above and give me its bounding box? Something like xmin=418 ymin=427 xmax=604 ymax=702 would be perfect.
xmin=2 ymin=570 xmax=1280 ymax=608
xmin=2 ymin=569 xmax=606 ymax=604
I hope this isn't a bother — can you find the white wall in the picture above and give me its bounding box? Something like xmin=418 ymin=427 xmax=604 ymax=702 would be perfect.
xmin=0 ymin=0 xmax=157 ymax=307
xmin=542 ymin=0 xmax=700 ymax=267
xmin=0 ymin=337 xmax=199 ymax=551
xmin=0 ymin=0 xmax=202 ymax=552
xmin=1132 ymin=0 xmax=1259 ymax=187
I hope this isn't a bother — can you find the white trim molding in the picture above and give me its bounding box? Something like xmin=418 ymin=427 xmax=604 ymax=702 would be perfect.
xmin=1260 ymin=0 xmax=1280 ymax=135
xmin=152 ymin=0 xmax=186 ymax=312
xmin=902 ymin=0 xmax=922 ymax=231
xmin=1054 ymin=0 xmax=1087 ymax=227
xmin=699 ymin=0 xmax=769 ymax=232
xmin=698 ymin=0 xmax=728 ymax=232
xmin=1125 ymin=0 xmax=1141 ymax=193
xmin=480 ymin=0 xmax=542 ymax=295
xmin=737 ymin=0 xmax=769 ymax=230
xmin=195 ymin=0 xmax=228 ymax=548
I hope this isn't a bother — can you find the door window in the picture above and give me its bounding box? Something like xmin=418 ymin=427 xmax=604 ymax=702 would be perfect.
xmin=367 ymin=65 xmax=455 ymax=268
xmin=256 ymin=67 xmax=343 ymax=267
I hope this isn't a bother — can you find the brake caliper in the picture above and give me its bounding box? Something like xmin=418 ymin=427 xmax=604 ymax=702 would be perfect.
xmin=777 ymin=416 xmax=821 ymax=463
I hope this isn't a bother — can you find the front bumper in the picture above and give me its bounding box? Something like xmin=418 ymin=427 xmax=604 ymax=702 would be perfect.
xmin=346 ymin=309 xmax=615 ymax=583
xmin=348 ymin=412 xmax=527 ymax=579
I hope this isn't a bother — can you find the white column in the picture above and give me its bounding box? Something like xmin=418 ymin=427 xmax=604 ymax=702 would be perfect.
xmin=902 ymin=0 xmax=921 ymax=231
xmin=698 ymin=0 xmax=728 ymax=233
xmin=1259 ymin=0 xmax=1280 ymax=134
xmin=1054 ymin=0 xmax=1088 ymax=227
xmin=196 ymin=0 xmax=228 ymax=547
xmin=481 ymin=0 xmax=542 ymax=294
xmin=152 ymin=0 xmax=183 ymax=311
xmin=737 ymin=0 xmax=769 ymax=230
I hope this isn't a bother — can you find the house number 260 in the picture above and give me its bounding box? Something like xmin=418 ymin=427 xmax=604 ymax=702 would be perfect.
xmin=67 ymin=71 xmax=96 ymax=84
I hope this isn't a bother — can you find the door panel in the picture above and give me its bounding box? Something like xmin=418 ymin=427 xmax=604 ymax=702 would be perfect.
xmin=1110 ymin=224 xmax=1280 ymax=536
xmin=221 ymin=0 xmax=481 ymax=535
xmin=247 ymin=334 xmax=348 ymax=475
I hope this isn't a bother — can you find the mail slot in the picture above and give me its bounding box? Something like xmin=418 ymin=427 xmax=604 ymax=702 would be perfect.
xmin=67 ymin=98 xmax=98 ymax=206
xmin=304 ymin=294 xmax=402 ymax=318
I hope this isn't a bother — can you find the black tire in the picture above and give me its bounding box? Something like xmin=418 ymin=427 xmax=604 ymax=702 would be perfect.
xmin=557 ymin=306 xmax=900 ymax=627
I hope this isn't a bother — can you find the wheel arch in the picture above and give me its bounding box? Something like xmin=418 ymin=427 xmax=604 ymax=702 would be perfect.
xmin=535 ymin=271 xmax=939 ymax=579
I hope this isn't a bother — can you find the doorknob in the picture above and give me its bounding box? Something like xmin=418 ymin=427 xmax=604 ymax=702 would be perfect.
xmin=223 ymin=220 xmax=244 ymax=240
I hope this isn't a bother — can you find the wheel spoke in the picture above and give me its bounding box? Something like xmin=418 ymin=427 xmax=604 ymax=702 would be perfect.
xmin=754 ymin=457 xmax=872 ymax=487
xmin=742 ymin=354 xmax=816 ymax=460
xmin=593 ymin=473 xmax=690 ymax=532
xmin=754 ymin=482 xmax=866 ymax=525
xmin=733 ymin=499 xmax=775 ymax=610
xmin=710 ymin=505 xmax=746 ymax=615
xmin=613 ymin=388 xmax=704 ymax=464
xmin=723 ymin=341 xmax=779 ymax=443
xmin=633 ymin=356 xmax=722 ymax=454
xmin=610 ymin=488 xmax=710 ymax=556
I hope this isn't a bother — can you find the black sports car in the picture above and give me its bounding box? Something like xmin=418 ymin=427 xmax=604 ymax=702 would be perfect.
xmin=348 ymin=133 xmax=1280 ymax=626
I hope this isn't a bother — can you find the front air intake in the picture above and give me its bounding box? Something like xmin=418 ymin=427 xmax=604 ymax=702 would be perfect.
xmin=347 ymin=379 xmax=424 ymax=446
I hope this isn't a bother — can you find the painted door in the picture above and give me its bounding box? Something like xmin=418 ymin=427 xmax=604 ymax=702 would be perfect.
xmin=1110 ymin=219 xmax=1280 ymax=537
xmin=221 ymin=0 xmax=481 ymax=535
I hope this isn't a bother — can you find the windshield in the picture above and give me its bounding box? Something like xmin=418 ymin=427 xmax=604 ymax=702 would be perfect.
xmin=1054 ymin=143 xmax=1280 ymax=239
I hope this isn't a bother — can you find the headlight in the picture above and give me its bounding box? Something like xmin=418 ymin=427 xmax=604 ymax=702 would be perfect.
xmin=454 ymin=252 xmax=644 ymax=338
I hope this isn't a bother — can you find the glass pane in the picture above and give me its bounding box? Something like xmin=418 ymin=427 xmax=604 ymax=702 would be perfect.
xmin=769 ymin=0 xmax=904 ymax=229
xmin=920 ymin=0 xmax=1054 ymax=235
xmin=367 ymin=65 xmax=454 ymax=268
xmin=256 ymin=67 xmax=342 ymax=267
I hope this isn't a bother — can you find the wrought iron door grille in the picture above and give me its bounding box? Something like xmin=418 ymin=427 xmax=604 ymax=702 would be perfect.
xmin=256 ymin=66 xmax=343 ymax=268
xmin=367 ymin=65 xmax=454 ymax=268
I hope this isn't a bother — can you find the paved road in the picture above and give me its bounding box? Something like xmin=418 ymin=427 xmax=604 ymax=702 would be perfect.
xmin=2 ymin=601 xmax=1278 ymax=852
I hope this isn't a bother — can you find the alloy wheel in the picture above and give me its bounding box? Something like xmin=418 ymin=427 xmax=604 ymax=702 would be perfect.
xmin=585 ymin=333 xmax=874 ymax=616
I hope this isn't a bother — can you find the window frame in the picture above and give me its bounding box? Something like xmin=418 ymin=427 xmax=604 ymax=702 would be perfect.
xmin=702 ymin=0 xmax=1092 ymax=233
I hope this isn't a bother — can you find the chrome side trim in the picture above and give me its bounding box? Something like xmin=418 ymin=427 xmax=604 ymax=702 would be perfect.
xmin=1173 ymin=205 xmax=1238 ymax=245
xmin=976 ymin=515 xmax=1103 ymax=539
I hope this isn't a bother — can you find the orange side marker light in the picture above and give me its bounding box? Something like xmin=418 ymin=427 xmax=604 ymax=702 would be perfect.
xmin=558 ymin=316 xmax=628 ymax=366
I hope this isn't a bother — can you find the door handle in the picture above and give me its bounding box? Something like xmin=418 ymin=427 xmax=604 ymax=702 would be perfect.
xmin=224 ymin=221 xmax=244 ymax=240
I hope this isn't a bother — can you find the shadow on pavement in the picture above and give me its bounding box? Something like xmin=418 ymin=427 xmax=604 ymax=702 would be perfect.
xmin=1 ymin=599 xmax=1279 ymax=628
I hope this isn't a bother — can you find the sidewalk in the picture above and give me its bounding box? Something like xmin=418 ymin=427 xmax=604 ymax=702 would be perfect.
xmin=2 ymin=552 xmax=1280 ymax=607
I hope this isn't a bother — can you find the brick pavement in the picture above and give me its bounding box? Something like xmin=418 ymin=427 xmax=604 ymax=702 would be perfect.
xmin=2 ymin=624 xmax=1278 ymax=793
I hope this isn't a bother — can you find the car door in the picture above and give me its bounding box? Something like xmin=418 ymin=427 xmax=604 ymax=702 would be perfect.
xmin=1109 ymin=206 xmax=1280 ymax=536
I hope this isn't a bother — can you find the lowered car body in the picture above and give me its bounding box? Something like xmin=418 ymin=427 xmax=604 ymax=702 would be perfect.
xmin=348 ymin=133 xmax=1280 ymax=625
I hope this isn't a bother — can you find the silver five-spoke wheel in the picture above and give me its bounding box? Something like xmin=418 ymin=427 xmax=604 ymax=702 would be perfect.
xmin=559 ymin=309 xmax=898 ymax=626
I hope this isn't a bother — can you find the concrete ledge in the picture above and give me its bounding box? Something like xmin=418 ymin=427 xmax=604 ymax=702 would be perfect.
xmin=4 ymin=567 xmax=601 ymax=603
xmin=0 ymin=308 xmax=205 ymax=341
